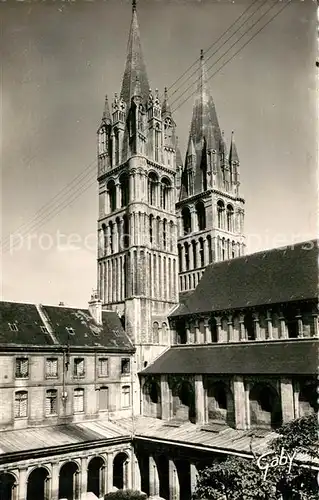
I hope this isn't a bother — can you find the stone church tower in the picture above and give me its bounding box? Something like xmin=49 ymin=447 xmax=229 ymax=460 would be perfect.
xmin=96 ymin=1 xmax=179 ymax=399
xmin=177 ymin=50 xmax=246 ymax=294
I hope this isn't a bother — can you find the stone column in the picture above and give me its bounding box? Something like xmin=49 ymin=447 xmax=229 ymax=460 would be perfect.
xmin=312 ymin=311 xmax=318 ymax=337
xmin=266 ymin=310 xmax=273 ymax=340
xmin=188 ymin=242 xmax=194 ymax=271
xmin=18 ymin=468 xmax=28 ymax=500
xmin=161 ymin=375 xmax=170 ymax=420
xmin=129 ymin=171 xmax=135 ymax=201
xmin=253 ymin=312 xmax=261 ymax=340
xmin=215 ymin=315 xmax=222 ymax=343
xmin=244 ymin=380 xmax=250 ymax=429
xmin=190 ymin=463 xmax=199 ymax=498
xmin=80 ymin=456 xmax=88 ymax=497
xmin=194 ymin=320 xmax=200 ymax=344
xmin=293 ymin=380 xmax=300 ymax=419
xmin=227 ymin=314 xmax=233 ymax=342
xmin=280 ymin=378 xmax=295 ymax=423
xmin=132 ymin=453 xmax=141 ymax=492
xmin=168 ymin=459 xmax=180 ymax=500
xmin=149 ymin=455 xmax=160 ymax=496
xmin=232 ymin=376 xmax=246 ymax=429
xmin=204 ymin=319 xmax=212 ymax=344
xmin=195 ymin=374 xmax=205 ymax=425
xmin=279 ymin=310 xmax=287 ymax=339
xmin=186 ymin=321 xmax=192 ymax=344
xmin=239 ymin=314 xmax=246 ymax=341
xmin=296 ymin=310 xmax=303 ymax=338
xmin=106 ymin=452 xmax=114 ymax=494
xmin=191 ymin=206 xmax=197 ymax=233
xmin=51 ymin=462 xmax=60 ymax=500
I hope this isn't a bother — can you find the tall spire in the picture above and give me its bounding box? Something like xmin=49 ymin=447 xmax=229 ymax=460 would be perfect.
xmin=229 ymin=131 xmax=239 ymax=163
xmin=162 ymin=87 xmax=172 ymax=117
xmin=102 ymin=95 xmax=111 ymax=125
xmin=120 ymin=0 xmax=150 ymax=106
xmin=189 ymin=50 xmax=221 ymax=149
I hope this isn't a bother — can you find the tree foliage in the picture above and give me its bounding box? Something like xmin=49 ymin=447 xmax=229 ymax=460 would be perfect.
xmin=193 ymin=414 xmax=318 ymax=500
xmin=104 ymin=490 xmax=147 ymax=500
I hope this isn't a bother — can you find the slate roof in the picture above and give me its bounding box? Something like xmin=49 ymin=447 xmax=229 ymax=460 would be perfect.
xmin=0 ymin=302 xmax=52 ymax=345
xmin=141 ymin=339 xmax=318 ymax=375
xmin=0 ymin=301 xmax=133 ymax=351
xmin=114 ymin=416 xmax=319 ymax=466
xmin=171 ymin=240 xmax=318 ymax=318
xmin=0 ymin=420 xmax=129 ymax=457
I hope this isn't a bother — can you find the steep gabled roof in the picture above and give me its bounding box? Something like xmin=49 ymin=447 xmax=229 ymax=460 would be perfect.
xmin=171 ymin=240 xmax=318 ymax=318
xmin=0 ymin=301 xmax=133 ymax=351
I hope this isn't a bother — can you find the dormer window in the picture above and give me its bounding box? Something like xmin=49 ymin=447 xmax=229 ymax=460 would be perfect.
xmin=40 ymin=326 xmax=48 ymax=334
xmin=8 ymin=323 xmax=18 ymax=332
xmin=66 ymin=327 xmax=75 ymax=336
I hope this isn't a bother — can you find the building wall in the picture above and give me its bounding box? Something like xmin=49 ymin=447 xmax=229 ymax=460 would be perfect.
xmin=0 ymin=350 xmax=133 ymax=431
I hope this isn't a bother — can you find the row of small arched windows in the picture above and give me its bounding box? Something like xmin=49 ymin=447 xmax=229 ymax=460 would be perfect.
xmin=107 ymin=173 xmax=129 ymax=213
xmin=217 ymin=200 xmax=235 ymax=232
xmin=181 ymin=201 xmax=206 ymax=235
xmin=148 ymin=172 xmax=171 ymax=210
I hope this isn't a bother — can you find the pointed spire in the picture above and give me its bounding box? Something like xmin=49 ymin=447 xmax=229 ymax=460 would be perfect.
xmin=162 ymin=87 xmax=172 ymax=116
xmin=189 ymin=50 xmax=221 ymax=148
xmin=120 ymin=1 xmax=150 ymax=106
xmin=102 ymin=95 xmax=112 ymax=124
xmin=220 ymin=130 xmax=227 ymax=154
xmin=229 ymin=131 xmax=239 ymax=163
xmin=186 ymin=136 xmax=196 ymax=158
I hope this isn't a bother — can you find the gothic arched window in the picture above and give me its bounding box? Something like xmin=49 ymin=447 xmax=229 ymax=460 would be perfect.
xmin=160 ymin=178 xmax=171 ymax=210
xmin=182 ymin=207 xmax=192 ymax=235
xmin=184 ymin=242 xmax=190 ymax=271
xmin=227 ymin=204 xmax=234 ymax=232
xmin=207 ymin=235 xmax=213 ymax=263
xmin=196 ymin=201 xmax=206 ymax=231
xmin=191 ymin=240 xmax=197 ymax=269
xmin=107 ymin=180 xmax=116 ymax=213
xmin=149 ymin=214 xmax=153 ymax=244
xmin=217 ymin=200 xmax=225 ymax=229
xmin=153 ymin=322 xmax=159 ymax=344
xmin=109 ymin=221 xmax=114 ymax=254
xmin=163 ymin=219 xmax=167 ymax=250
xmin=119 ymin=173 xmax=129 ymax=207
xmin=199 ymin=238 xmax=204 ymax=267
xmin=148 ymin=173 xmax=158 ymax=206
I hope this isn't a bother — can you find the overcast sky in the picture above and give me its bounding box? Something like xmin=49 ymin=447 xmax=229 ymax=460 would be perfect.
xmin=1 ymin=0 xmax=317 ymax=307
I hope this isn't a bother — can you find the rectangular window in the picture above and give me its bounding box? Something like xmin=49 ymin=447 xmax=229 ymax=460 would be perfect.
xmin=98 ymin=357 xmax=109 ymax=377
xmin=122 ymin=385 xmax=130 ymax=408
xmin=121 ymin=358 xmax=130 ymax=375
xmin=74 ymin=358 xmax=85 ymax=378
xmin=99 ymin=387 xmax=109 ymax=411
xmin=46 ymin=358 xmax=58 ymax=378
xmin=15 ymin=358 xmax=29 ymax=379
xmin=74 ymin=388 xmax=84 ymax=413
xmin=15 ymin=391 xmax=28 ymax=418
xmin=45 ymin=389 xmax=57 ymax=416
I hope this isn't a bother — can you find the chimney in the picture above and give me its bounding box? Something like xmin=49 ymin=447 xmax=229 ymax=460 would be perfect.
xmin=88 ymin=290 xmax=102 ymax=325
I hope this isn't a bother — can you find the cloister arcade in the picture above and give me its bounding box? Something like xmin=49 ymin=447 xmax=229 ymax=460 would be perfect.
xmin=0 ymin=448 xmax=132 ymax=500
xmin=141 ymin=374 xmax=317 ymax=432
